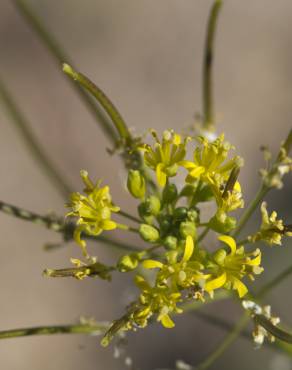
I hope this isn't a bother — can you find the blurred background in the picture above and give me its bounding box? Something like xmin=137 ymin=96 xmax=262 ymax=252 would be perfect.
xmin=0 ymin=0 xmax=291 ymax=369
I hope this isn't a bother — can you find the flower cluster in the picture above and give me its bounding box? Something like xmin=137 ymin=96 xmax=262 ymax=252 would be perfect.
xmin=45 ymin=129 xmax=291 ymax=348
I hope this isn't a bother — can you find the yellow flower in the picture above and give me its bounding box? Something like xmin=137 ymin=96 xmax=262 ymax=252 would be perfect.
xmin=134 ymin=275 xmax=182 ymax=328
xmin=143 ymin=235 xmax=206 ymax=290
xmin=66 ymin=170 xmax=120 ymax=254
xmin=205 ymin=235 xmax=263 ymax=298
xmin=250 ymin=202 xmax=292 ymax=246
xmin=180 ymin=134 xmax=243 ymax=196
xmin=141 ymin=130 xmax=189 ymax=187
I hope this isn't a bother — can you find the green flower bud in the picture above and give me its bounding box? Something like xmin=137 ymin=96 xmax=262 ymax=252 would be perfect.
xmin=139 ymin=224 xmax=160 ymax=243
xmin=208 ymin=213 xmax=236 ymax=233
xmin=187 ymin=208 xmax=199 ymax=222
xmin=117 ymin=253 xmax=140 ymax=272
xmin=165 ymin=163 xmax=178 ymax=177
xmin=158 ymin=214 xmax=172 ymax=234
xmin=164 ymin=235 xmax=178 ymax=250
xmin=173 ymin=207 xmax=188 ymax=220
xmin=179 ymin=221 xmax=197 ymax=239
xmin=213 ymin=249 xmax=227 ymax=265
xmin=162 ymin=183 xmax=178 ymax=204
xmin=127 ymin=170 xmax=146 ymax=199
xmin=145 ymin=195 xmax=161 ymax=216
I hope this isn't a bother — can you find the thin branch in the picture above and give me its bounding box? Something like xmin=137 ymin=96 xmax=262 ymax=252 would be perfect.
xmin=0 ymin=200 xmax=139 ymax=253
xmin=12 ymin=0 xmax=117 ymax=145
xmin=0 ymin=78 xmax=72 ymax=198
xmin=202 ymin=0 xmax=223 ymax=130
xmin=0 ymin=322 xmax=107 ymax=340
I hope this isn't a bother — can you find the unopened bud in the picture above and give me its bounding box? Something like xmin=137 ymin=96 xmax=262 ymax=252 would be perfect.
xmin=162 ymin=183 xmax=178 ymax=204
xmin=179 ymin=221 xmax=197 ymax=239
xmin=127 ymin=170 xmax=146 ymax=199
xmin=139 ymin=224 xmax=160 ymax=243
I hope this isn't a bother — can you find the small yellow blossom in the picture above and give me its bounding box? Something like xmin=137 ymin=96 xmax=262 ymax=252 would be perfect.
xmin=180 ymin=134 xmax=243 ymax=197
xmin=205 ymin=235 xmax=263 ymax=298
xmin=250 ymin=202 xmax=292 ymax=246
xmin=142 ymin=235 xmax=207 ymax=290
xmin=134 ymin=275 xmax=182 ymax=328
xmin=66 ymin=170 xmax=120 ymax=254
xmin=140 ymin=130 xmax=189 ymax=187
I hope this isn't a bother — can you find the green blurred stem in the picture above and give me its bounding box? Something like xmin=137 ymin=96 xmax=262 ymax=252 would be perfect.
xmin=194 ymin=314 xmax=249 ymax=370
xmin=0 ymin=322 xmax=108 ymax=340
xmin=0 ymin=200 xmax=139 ymax=253
xmin=12 ymin=0 xmax=117 ymax=144
xmin=202 ymin=0 xmax=223 ymax=130
xmin=118 ymin=210 xmax=140 ymax=223
xmin=198 ymin=226 xmax=210 ymax=242
xmin=63 ymin=64 xmax=131 ymax=143
xmin=0 ymin=79 xmax=72 ymax=198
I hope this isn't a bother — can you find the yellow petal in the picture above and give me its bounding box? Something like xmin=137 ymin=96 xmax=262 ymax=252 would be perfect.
xmin=142 ymin=259 xmax=164 ymax=269
xmin=189 ymin=166 xmax=205 ymax=178
xmin=173 ymin=133 xmax=181 ymax=145
xmin=182 ymin=235 xmax=194 ymax=262
xmin=218 ymin=235 xmax=237 ymax=255
xmin=156 ymin=163 xmax=167 ymax=187
xmin=102 ymin=220 xmax=117 ymax=230
xmin=234 ymin=181 xmax=241 ymax=192
xmin=232 ymin=278 xmax=248 ymax=298
xmin=179 ymin=160 xmax=195 ymax=169
xmin=160 ymin=314 xmax=175 ymax=328
xmin=247 ymin=250 xmax=261 ymax=266
xmin=205 ymin=272 xmax=227 ymax=292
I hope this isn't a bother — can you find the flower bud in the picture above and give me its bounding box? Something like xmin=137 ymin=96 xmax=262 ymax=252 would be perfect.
xmin=213 ymin=249 xmax=227 ymax=265
xmin=158 ymin=214 xmax=172 ymax=234
xmin=127 ymin=170 xmax=146 ymax=199
xmin=162 ymin=183 xmax=178 ymax=204
xmin=209 ymin=213 xmax=236 ymax=233
xmin=173 ymin=207 xmax=188 ymax=221
xmin=187 ymin=208 xmax=199 ymax=222
xmin=117 ymin=253 xmax=142 ymax=272
xmin=164 ymin=235 xmax=178 ymax=250
xmin=145 ymin=195 xmax=161 ymax=216
xmin=179 ymin=221 xmax=197 ymax=239
xmin=139 ymin=224 xmax=160 ymax=243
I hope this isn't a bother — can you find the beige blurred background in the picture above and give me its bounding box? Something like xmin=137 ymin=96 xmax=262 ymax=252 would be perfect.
xmin=0 ymin=0 xmax=291 ymax=369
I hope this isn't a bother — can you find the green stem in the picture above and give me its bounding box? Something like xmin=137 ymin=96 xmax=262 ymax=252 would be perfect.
xmin=63 ymin=64 xmax=131 ymax=143
xmin=198 ymin=226 xmax=210 ymax=242
xmin=118 ymin=210 xmax=140 ymax=223
xmin=232 ymin=185 xmax=268 ymax=238
xmin=0 ymin=79 xmax=72 ymax=198
xmin=0 ymin=322 xmax=107 ymax=340
xmin=202 ymin=0 xmax=223 ymax=130
xmin=12 ymin=0 xmax=117 ymax=145
xmin=0 ymin=200 xmax=139 ymax=253
xmin=194 ymin=314 xmax=249 ymax=370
